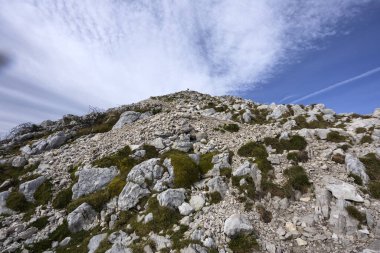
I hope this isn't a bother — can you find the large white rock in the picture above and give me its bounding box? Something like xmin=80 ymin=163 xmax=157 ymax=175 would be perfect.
xmin=190 ymin=195 xmax=205 ymax=211
xmin=223 ymin=214 xmax=253 ymax=237
xmin=118 ymin=182 xmax=150 ymax=211
xmin=88 ymin=233 xmax=107 ymax=253
xmin=67 ymin=203 xmax=98 ymax=233
xmin=267 ymin=105 xmax=289 ymax=119
xmin=206 ymin=177 xmax=228 ymax=197
xmin=11 ymin=156 xmax=27 ymax=168
xmin=112 ymin=111 xmax=141 ymax=129
xmin=19 ymin=176 xmax=46 ymax=202
xmin=127 ymin=158 xmax=164 ymax=187
xmin=345 ymin=154 xmax=369 ymax=185
xmin=157 ymin=188 xmax=186 ymax=209
xmin=326 ymin=178 xmax=363 ymax=202
xmin=373 ymin=108 xmax=380 ymax=118
xmin=150 ymin=234 xmax=172 ymax=251
xmin=72 ymin=166 xmax=119 ymax=199
xmin=178 ymin=202 xmax=194 ymax=216
xmin=0 ymin=191 xmax=13 ymax=215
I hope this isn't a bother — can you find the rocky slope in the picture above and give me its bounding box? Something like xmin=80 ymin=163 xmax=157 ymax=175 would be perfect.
xmin=1 ymin=90 xmax=380 ymax=253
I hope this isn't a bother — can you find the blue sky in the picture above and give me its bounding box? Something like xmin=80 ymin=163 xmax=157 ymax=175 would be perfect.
xmin=241 ymin=2 xmax=380 ymax=114
xmin=0 ymin=1 xmax=379 ymax=136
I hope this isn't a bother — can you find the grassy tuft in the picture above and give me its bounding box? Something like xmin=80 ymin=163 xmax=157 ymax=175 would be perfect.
xmin=52 ymin=188 xmax=73 ymax=209
xmin=368 ymin=181 xmax=380 ymax=199
xmin=287 ymin=151 xmax=308 ymax=164
xmin=326 ymin=131 xmax=347 ymax=143
xmin=346 ymin=205 xmax=366 ymax=224
xmin=231 ymin=176 xmax=255 ymax=200
xmin=237 ymin=142 xmax=268 ymax=158
xmin=284 ymin=165 xmax=311 ymax=194
xmin=256 ymin=205 xmax=272 ymax=223
xmin=29 ymin=216 xmax=49 ymax=229
xmin=199 ymin=152 xmax=217 ymax=175
xmin=360 ymin=135 xmax=373 ymax=144
xmin=264 ymin=135 xmax=307 ymax=154
xmin=228 ymin=234 xmax=258 ymax=253
xmin=142 ymin=144 xmax=159 ymax=159
xmin=161 ymin=150 xmax=200 ymax=188
xmin=34 ymin=180 xmax=53 ymax=205
xmin=349 ymin=173 xmax=363 ymax=186
xmin=207 ymin=191 xmax=222 ymax=204
xmin=360 ymin=153 xmax=380 ymax=181
xmin=222 ymin=123 xmax=240 ymax=133
xmin=355 ymin=127 xmax=367 ymax=134
xmin=6 ymin=191 xmax=33 ymax=212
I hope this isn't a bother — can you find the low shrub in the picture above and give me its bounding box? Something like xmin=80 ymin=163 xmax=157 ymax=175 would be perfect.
xmin=222 ymin=123 xmax=240 ymax=133
xmin=360 ymin=153 xmax=380 ymax=181
xmin=67 ymin=189 xmax=109 ymax=213
xmin=29 ymin=216 xmax=49 ymax=229
xmin=326 ymin=131 xmax=347 ymax=143
xmin=199 ymin=152 xmax=217 ymax=175
xmin=34 ymin=181 xmax=53 ymax=205
xmin=52 ymin=188 xmax=73 ymax=209
xmin=284 ymin=166 xmax=311 ymax=194
xmin=142 ymin=144 xmax=159 ymax=159
xmin=237 ymin=142 xmax=268 ymax=158
xmin=331 ymin=154 xmax=345 ymax=164
xmin=346 ymin=205 xmax=366 ymax=224
xmin=368 ymin=181 xmax=380 ymax=199
xmin=6 ymin=191 xmax=33 ymax=212
xmin=107 ymin=177 xmax=126 ymax=197
xmin=356 ymin=127 xmax=367 ymax=134
xmin=349 ymin=173 xmax=363 ymax=186
xmin=261 ymin=179 xmax=286 ymax=198
xmin=256 ymin=205 xmax=272 ymax=223
xmin=161 ymin=150 xmax=200 ymax=188
xmin=360 ymin=135 xmax=373 ymax=144
xmin=207 ymin=191 xmax=222 ymax=204
xmin=287 ymin=151 xmax=309 ymax=164
xmin=228 ymin=234 xmax=258 ymax=253
xmin=231 ymin=176 xmax=255 ymax=200
xmin=264 ymin=135 xmax=307 ymax=154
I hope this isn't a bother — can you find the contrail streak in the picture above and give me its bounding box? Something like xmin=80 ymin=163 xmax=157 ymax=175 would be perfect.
xmin=291 ymin=67 xmax=380 ymax=103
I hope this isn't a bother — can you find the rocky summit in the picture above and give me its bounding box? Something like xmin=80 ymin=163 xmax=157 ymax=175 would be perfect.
xmin=1 ymin=90 xmax=380 ymax=253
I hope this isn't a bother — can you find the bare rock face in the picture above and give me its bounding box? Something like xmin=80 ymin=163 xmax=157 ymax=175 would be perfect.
xmin=325 ymin=178 xmax=364 ymax=202
xmin=72 ymin=166 xmax=119 ymax=199
xmin=0 ymin=191 xmax=13 ymax=215
xmin=11 ymin=156 xmax=27 ymax=168
xmin=223 ymin=213 xmax=253 ymax=237
xmin=67 ymin=203 xmax=98 ymax=233
xmin=118 ymin=182 xmax=150 ymax=211
xmin=345 ymin=154 xmax=369 ymax=184
xmin=157 ymin=188 xmax=186 ymax=209
xmin=112 ymin=111 xmax=141 ymax=129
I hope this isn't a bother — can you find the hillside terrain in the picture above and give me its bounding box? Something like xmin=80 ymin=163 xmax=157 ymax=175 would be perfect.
xmin=1 ymin=90 xmax=380 ymax=253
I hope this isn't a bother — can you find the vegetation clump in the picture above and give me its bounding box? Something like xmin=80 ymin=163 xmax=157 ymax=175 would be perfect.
xmin=346 ymin=205 xmax=366 ymax=224
xmin=326 ymin=131 xmax=347 ymax=143
xmin=222 ymin=123 xmax=240 ymax=133
xmin=331 ymin=153 xmax=345 ymax=164
xmin=232 ymin=176 xmax=255 ymax=200
xmin=287 ymin=150 xmax=309 ymax=164
xmin=29 ymin=216 xmax=49 ymax=229
xmin=228 ymin=234 xmax=258 ymax=253
xmin=256 ymin=205 xmax=272 ymax=223
xmin=349 ymin=173 xmax=363 ymax=186
xmin=207 ymin=191 xmax=222 ymax=204
xmin=360 ymin=153 xmax=380 ymax=199
xmin=237 ymin=142 xmax=268 ymax=158
xmin=161 ymin=150 xmax=200 ymax=188
xmin=34 ymin=180 xmax=53 ymax=205
xmin=360 ymin=135 xmax=373 ymax=144
xmin=264 ymin=135 xmax=307 ymax=154
xmin=284 ymin=165 xmax=311 ymax=194
xmin=6 ymin=191 xmax=33 ymax=212
xmin=199 ymin=152 xmax=217 ymax=175
xmin=355 ymin=127 xmax=367 ymax=134
xmin=52 ymin=188 xmax=73 ymax=209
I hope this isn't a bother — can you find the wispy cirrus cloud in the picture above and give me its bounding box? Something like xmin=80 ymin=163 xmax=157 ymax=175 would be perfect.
xmin=0 ymin=0 xmax=372 ymax=135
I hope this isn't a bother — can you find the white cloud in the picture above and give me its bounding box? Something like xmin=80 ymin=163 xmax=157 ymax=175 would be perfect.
xmin=0 ymin=0 xmax=371 ymax=133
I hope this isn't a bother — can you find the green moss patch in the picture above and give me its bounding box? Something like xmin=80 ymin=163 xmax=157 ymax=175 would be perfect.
xmin=207 ymin=191 xmax=222 ymax=204
xmin=52 ymin=188 xmax=73 ymax=209
xmin=287 ymin=151 xmax=309 ymax=164
xmin=346 ymin=205 xmax=366 ymax=224
xmin=34 ymin=180 xmax=53 ymax=205
xmin=237 ymin=142 xmax=268 ymax=158
xmin=326 ymin=131 xmax=347 ymax=143
xmin=228 ymin=234 xmax=259 ymax=253
xmin=293 ymin=115 xmax=331 ymax=129
xmin=199 ymin=152 xmax=217 ymax=175
xmin=284 ymin=165 xmax=311 ymax=194
xmin=222 ymin=123 xmax=240 ymax=132
xmin=6 ymin=191 xmax=33 ymax=212
xmin=360 ymin=135 xmax=373 ymax=144
xmin=29 ymin=216 xmax=49 ymax=229
xmin=161 ymin=150 xmax=200 ymax=188
xmin=256 ymin=205 xmax=272 ymax=223
xmin=264 ymin=135 xmax=307 ymax=154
